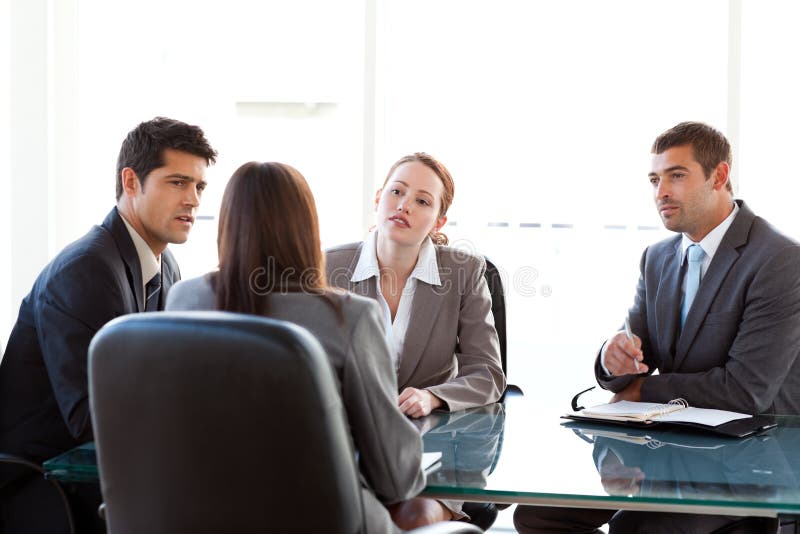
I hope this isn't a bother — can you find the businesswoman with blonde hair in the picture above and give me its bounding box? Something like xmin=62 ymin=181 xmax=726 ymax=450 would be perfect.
xmin=166 ymin=161 xmax=437 ymax=532
xmin=326 ymin=153 xmax=506 ymax=524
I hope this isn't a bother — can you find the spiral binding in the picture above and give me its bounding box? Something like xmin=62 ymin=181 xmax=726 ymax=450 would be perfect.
xmin=650 ymin=398 xmax=689 ymax=417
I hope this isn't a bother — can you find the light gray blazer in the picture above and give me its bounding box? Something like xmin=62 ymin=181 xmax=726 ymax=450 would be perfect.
xmin=166 ymin=275 xmax=425 ymax=534
xmin=597 ymin=200 xmax=800 ymax=415
xmin=326 ymin=243 xmax=506 ymax=412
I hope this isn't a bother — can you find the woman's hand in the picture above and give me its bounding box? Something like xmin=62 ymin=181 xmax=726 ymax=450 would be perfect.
xmin=398 ymin=387 xmax=442 ymax=418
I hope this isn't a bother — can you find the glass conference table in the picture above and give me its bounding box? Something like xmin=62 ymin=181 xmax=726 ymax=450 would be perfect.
xmin=44 ymin=395 xmax=800 ymax=520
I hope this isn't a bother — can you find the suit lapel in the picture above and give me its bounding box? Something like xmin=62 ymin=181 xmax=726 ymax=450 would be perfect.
xmin=103 ymin=208 xmax=145 ymax=312
xmin=341 ymin=243 xmax=379 ymax=299
xmin=350 ymin=277 xmax=379 ymax=300
xmin=654 ymin=241 xmax=682 ymax=371
xmin=160 ymin=249 xmax=181 ymax=309
xmin=674 ymin=200 xmax=752 ymax=369
xmin=397 ymin=281 xmax=443 ymax=387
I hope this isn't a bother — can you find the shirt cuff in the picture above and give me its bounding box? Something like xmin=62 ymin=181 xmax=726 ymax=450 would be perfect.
xmin=600 ymin=340 xmax=612 ymax=376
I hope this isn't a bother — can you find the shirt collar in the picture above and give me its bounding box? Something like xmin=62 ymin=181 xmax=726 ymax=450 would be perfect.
xmin=351 ymin=231 xmax=442 ymax=286
xmin=351 ymin=231 xmax=381 ymax=282
xmin=680 ymin=201 xmax=739 ymax=264
xmin=119 ymin=213 xmax=162 ymax=284
xmin=410 ymin=235 xmax=441 ymax=286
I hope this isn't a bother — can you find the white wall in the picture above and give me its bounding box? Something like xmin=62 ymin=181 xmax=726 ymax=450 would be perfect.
xmin=2 ymin=0 xmax=80 ymax=351
xmin=0 ymin=0 xmax=11 ymax=350
xmin=6 ymin=0 xmax=51 ymax=351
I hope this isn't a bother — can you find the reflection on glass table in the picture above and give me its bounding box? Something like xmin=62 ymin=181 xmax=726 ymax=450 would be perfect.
xmin=416 ymin=403 xmax=506 ymax=493
xmin=43 ymin=442 xmax=97 ymax=483
xmin=41 ymin=397 xmax=800 ymax=520
xmin=420 ymin=397 xmax=800 ymax=520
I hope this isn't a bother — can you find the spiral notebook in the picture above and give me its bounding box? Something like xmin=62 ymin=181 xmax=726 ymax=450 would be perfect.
xmin=562 ymin=399 xmax=776 ymax=438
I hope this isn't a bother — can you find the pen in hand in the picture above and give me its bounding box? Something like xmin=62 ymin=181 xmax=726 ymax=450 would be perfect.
xmin=624 ymin=317 xmax=640 ymax=372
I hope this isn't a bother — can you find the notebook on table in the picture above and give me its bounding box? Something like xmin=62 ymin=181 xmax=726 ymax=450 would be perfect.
xmin=562 ymin=399 xmax=776 ymax=438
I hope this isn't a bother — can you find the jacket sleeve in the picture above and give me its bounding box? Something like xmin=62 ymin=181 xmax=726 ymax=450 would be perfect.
xmin=35 ymin=254 xmax=127 ymax=442
xmin=341 ymin=301 xmax=426 ymax=504
xmin=426 ymin=257 xmax=506 ymax=411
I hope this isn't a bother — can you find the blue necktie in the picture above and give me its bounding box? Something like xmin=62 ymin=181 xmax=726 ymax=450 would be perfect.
xmin=681 ymin=244 xmax=705 ymax=328
xmin=145 ymin=272 xmax=162 ymax=312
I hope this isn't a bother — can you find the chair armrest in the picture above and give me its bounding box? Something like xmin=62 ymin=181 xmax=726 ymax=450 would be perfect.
xmin=0 ymin=453 xmax=46 ymax=475
xmin=0 ymin=452 xmax=77 ymax=533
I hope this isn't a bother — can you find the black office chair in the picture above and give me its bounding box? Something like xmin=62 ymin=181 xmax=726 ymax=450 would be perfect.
xmin=483 ymin=256 xmax=523 ymax=397
xmin=89 ymin=312 xmax=481 ymax=534
xmin=0 ymin=453 xmax=76 ymax=533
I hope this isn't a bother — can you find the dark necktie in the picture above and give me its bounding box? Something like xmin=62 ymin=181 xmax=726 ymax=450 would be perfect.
xmin=145 ymin=272 xmax=162 ymax=312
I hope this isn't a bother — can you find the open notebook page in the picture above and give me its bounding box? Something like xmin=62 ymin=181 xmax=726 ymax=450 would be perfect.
xmin=652 ymin=407 xmax=750 ymax=426
xmin=582 ymin=400 xmax=683 ymax=419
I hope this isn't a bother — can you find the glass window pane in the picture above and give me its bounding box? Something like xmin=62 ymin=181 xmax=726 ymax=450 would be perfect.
xmin=382 ymin=0 xmax=730 ymax=401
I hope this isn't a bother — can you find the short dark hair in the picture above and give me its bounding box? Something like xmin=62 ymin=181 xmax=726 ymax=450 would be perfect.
xmin=115 ymin=117 xmax=217 ymax=200
xmin=651 ymin=121 xmax=732 ymax=192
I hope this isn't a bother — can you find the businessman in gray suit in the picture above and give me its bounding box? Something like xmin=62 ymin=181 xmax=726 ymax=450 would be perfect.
xmin=515 ymin=122 xmax=800 ymax=533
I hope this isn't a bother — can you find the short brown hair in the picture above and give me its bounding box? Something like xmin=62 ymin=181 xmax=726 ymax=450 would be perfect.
xmin=115 ymin=117 xmax=217 ymax=200
xmin=651 ymin=122 xmax=733 ymax=192
xmin=214 ymin=161 xmax=334 ymax=315
xmin=383 ymin=152 xmax=455 ymax=244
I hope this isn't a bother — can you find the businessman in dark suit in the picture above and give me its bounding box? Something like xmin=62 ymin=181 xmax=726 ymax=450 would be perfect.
xmin=515 ymin=122 xmax=800 ymax=533
xmin=0 ymin=117 xmax=217 ymax=532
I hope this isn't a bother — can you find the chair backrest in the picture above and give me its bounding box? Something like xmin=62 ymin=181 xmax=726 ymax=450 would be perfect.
xmin=89 ymin=311 xmax=363 ymax=534
xmin=482 ymin=257 xmax=507 ymax=374
xmin=483 ymin=257 xmax=523 ymax=396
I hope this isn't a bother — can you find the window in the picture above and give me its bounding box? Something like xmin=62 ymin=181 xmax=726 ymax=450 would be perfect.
xmin=381 ymin=0 xmax=729 ymax=398
xmin=4 ymin=1 xmax=799 ymax=410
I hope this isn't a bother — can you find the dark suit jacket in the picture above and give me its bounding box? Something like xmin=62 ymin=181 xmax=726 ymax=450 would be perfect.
xmin=596 ymin=200 xmax=800 ymax=415
xmin=326 ymin=242 xmax=505 ymax=412
xmin=0 ymin=207 xmax=180 ymax=462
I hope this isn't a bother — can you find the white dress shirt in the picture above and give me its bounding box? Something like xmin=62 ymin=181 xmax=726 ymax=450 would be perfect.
xmin=119 ymin=213 xmax=162 ymax=308
xmin=678 ymin=202 xmax=739 ymax=286
xmin=351 ymin=231 xmax=441 ymax=367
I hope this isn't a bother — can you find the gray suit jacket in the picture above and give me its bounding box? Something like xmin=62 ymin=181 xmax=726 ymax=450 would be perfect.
xmin=166 ymin=277 xmax=425 ymax=534
xmin=596 ymin=200 xmax=800 ymax=415
xmin=326 ymin=242 xmax=506 ymax=412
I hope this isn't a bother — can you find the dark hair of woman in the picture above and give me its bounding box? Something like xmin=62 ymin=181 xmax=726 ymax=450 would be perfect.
xmin=212 ymin=161 xmax=339 ymax=316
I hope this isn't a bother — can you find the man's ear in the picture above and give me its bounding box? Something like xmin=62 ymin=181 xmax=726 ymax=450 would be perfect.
xmin=121 ymin=167 xmax=140 ymax=196
xmin=712 ymin=161 xmax=730 ymax=191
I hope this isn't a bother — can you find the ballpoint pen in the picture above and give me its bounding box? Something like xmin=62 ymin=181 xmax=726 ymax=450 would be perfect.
xmin=624 ymin=317 xmax=640 ymax=372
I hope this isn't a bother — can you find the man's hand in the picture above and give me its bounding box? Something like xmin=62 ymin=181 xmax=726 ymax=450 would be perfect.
xmin=610 ymin=377 xmax=645 ymax=403
xmin=398 ymin=387 xmax=442 ymax=418
xmin=599 ymin=450 xmax=645 ymax=496
xmin=604 ymin=331 xmax=648 ymax=376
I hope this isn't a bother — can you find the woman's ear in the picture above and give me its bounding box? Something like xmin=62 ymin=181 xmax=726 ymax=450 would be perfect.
xmin=374 ymin=188 xmax=382 ymax=211
xmin=434 ymin=215 xmax=448 ymax=233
